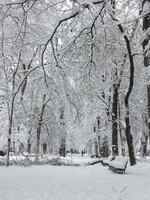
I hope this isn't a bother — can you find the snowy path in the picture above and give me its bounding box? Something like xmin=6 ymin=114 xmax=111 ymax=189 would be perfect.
xmin=0 ymin=161 xmax=150 ymax=200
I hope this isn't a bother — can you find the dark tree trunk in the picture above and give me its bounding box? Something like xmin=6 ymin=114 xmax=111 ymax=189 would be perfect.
xmin=118 ymin=100 xmax=125 ymax=156
xmin=35 ymin=94 xmax=46 ymax=161
xmin=27 ymin=129 xmax=32 ymax=154
xmin=112 ymin=82 xmax=119 ymax=155
xmin=147 ymin=87 xmax=150 ymax=138
xmin=59 ymin=107 xmax=66 ymax=157
xmin=36 ymin=116 xmax=43 ymax=160
xmin=35 ymin=94 xmax=50 ymax=161
xmin=123 ymin=37 xmax=136 ymax=165
xmin=43 ymin=143 xmax=47 ymax=154
xmin=125 ymin=105 xmax=136 ymax=165
xmin=141 ymin=133 xmax=148 ymax=157
xmin=142 ymin=0 xmax=150 ymax=139
xmin=6 ymin=98 xmax=15 ymax=167
xmin=36 ymin=131 xmax=41 ymax=161
xmin=27 ymin=141 xmax=31 ymax=154
xmin=118 ymin=24 xmax=136 ymax=166
xmin=111 ymin=0 xmax=119 ymax=156
xmin=7 ymin=138 xmax=11 ymax=167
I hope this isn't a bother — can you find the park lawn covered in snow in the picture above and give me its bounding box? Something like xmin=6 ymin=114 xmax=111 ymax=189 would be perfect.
xmin=0 ymin=156 xmax=150 ymax=200
xmin=60 ymin=154 xmax=101 ymax=165
xmin=0 ymin=154 xmax=101 ymax=166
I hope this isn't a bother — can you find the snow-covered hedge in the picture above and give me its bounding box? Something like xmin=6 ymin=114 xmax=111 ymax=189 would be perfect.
xmin=0 ymin=154 xmax=102 ymax=167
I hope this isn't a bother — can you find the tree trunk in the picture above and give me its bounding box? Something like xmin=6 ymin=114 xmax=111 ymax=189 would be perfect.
xmin=141 ymin=133 xmax=148 ymax=157
xmin=125 ymin=105 xmax=136 ymax=165
xmin=35 ymin=94 xmax=50 ymax=161
xmin=112 ymin=82 xmax=119 ymax=155
xmin=118 ymin=24 xmax=136 ymax=166
xmin=35 ymin=113 xmax=44 ymax=161
xmin=27 ymin=141 xmax=31 ymax=154
xmin=36 ymin=131 xmax=40 ymax=161
xmin=59 ymin=107 xmax=66 ymax=157
xmin=142 ymin=0 xmax=150 ymax=138
xmin=27 ymin=129 xmax=32 ymax=154
xmin=43 ymin=143 xmax=47 ymax=154
xmin=6 ymin=138 xmax=11 ymax=167
xmin=110 ymin=0 xmax=136 ymax=165
xmin=111 ymin=0 xmax=119 ymax=156
xmin=124 ymin=48 xmax=136 ymax=165
xmin=6 ymin=98 xmax=15 ymax=167
xmin=118 ymin=100 xmax=125 ymax=156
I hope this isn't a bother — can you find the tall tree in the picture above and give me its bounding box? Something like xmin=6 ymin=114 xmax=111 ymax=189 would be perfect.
xmin=109 ymin=0 xmax=137 ymax=165
xmin=142 ymin=0 xmax=150 ymax=136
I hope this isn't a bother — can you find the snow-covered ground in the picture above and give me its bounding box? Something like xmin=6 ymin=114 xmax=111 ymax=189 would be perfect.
xmin=0 ymin=155 xmax=150 ymax=200
xmin=60 ymin=154 xmax=100 ymax=165
xmin=0 ymin=153 xmax=100 ymax=166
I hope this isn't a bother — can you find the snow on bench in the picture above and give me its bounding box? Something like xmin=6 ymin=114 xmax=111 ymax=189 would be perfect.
xmin=89 ymin=157 xmax=103 ymax=165
xmin=101 ymin=155 xmax=115 ymax=166
xmin=109 ymin=156 xmax=128 ymax=174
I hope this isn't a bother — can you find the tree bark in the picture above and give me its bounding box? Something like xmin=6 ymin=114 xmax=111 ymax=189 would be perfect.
xmin=6 ymin=97 xmax=15 ymax=167
xmin=59 ymin=107 xmax=66 ymax=157
xmin=142 ymin=0 xmax=150 ymax=139
xmin=35 ymin=95 xmax=46 ymax=161
xmin=112 ymin=81 xmax=119 ymax=155
xmin=35 ymin=94 xmax=50 ymax=161
xmin=141 ymin=133 xmax=148 ymax=157
xmin=27 ymin=141 xmax=31 ymax=154
xmin=118 ymin=100 xmax=125 ymax=156
xmin=118 ymin=24 xmax=136 ymax=166
xmin=123 ymin=37 xmax=136 ymax=165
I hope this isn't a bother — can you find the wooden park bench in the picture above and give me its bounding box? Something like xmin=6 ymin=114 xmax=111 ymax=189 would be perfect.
xmin=109 ymin=156 xmax=128 ymax=174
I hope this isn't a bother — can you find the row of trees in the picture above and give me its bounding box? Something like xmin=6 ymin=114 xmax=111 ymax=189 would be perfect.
xmin=0 ymin=0 xmax=149 ymax=166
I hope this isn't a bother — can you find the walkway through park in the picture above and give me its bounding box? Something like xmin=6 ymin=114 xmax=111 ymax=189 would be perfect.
xmin=0 ymin=156 xmax=150 ymax=200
